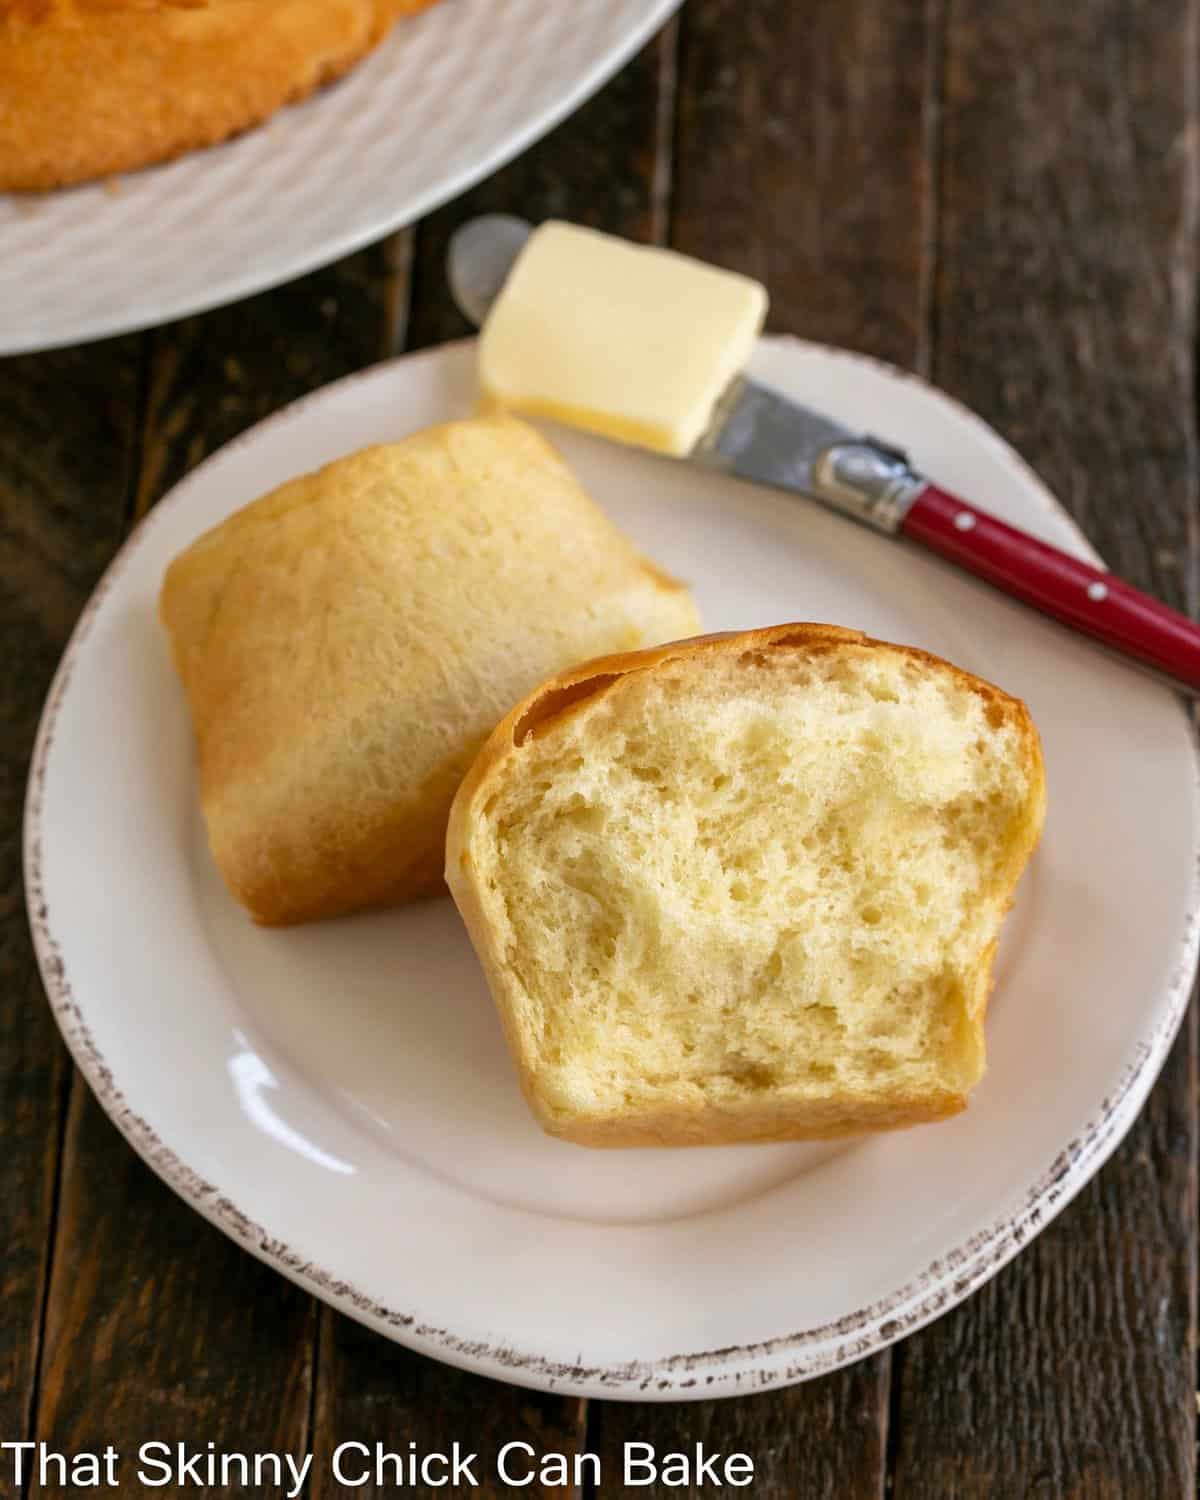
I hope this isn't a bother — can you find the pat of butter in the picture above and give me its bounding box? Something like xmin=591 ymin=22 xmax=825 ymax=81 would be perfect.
xmin=478 ymin=221 xmax=768 ymax=457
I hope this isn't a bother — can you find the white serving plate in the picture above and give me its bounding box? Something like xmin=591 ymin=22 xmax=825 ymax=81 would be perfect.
xmin=0 ymin=0 xmax=680 ymax=354
xmin=25 ymin=337 xmax=1200 ymax=1399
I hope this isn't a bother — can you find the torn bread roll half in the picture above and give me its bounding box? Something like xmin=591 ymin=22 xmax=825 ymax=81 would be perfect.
xmin=446 ymin=623 xmax=1045 ymax=1147
xmin=160 ymin=415 xmax=700 ymax=925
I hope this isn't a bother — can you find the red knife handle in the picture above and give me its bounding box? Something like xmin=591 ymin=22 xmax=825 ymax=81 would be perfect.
xmin=900 ymin=483 xmax=1200 ymax=693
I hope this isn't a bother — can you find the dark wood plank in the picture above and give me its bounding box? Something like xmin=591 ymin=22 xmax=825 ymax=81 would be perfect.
xmin=590 ymin=1368 xmax=889 ymax=1500
xmin=132 ymin=237 xmax=411 ymax=519
xmin=589 ymin=2 xmax=941 ymax=1490
xmin=926 ymin=0 xmax=1199 ymax=617
xmin=31 ymin=1086 xmax=316 ymax=1499
xmin=672 ymin=0 xmax=938 ymax=369
xmin=308 ymin=29 xmax=683 ymax=1487
xmin=27 ymin=246 xmax=408 ymax=1488
xmin=312 ymin=1317 xmax=588 ymax=1500
xmin=890 ymin=1 xmax=1199 ymax=1494
xmin=890 ymin=1019 xmax=1198 ymax=1500
xmin=0 ymin=338 xmax=141 ymax=1450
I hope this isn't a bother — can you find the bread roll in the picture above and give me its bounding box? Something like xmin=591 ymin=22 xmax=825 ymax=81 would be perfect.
xmin=160 ymin=415 xmax=700 ymax=925
xmin=0 ymin=0 xmax=439 ymax=191
xmin=446 ymin=623 xmax=1045 ymax=1147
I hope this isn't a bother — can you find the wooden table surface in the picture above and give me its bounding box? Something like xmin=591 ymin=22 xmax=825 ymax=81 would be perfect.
xmin=3 ymin=2 xmax=1199 ymax=1495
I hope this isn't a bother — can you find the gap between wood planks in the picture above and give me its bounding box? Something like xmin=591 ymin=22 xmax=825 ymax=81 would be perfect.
xmin=892 ymin=0 xmax=1200 ymax=1492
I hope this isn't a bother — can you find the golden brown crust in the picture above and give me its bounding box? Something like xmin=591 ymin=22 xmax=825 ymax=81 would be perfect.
xmin=446 ymin=622 xmax=1047 ymax=1148
xmin=0 ymin=0 xmax=439 ymax=191
xmin=450 ymin=621 xmax=1045 ymax=843
xmin=550 ymin=1092 xmax=969 ymax=1148
xmin=6 ymin=1 xmax=208 ymax=19
xmin=201 ymin=742 xmax=469 ymax=926
xmin=160 ymin=417 xmax=700 ymax=927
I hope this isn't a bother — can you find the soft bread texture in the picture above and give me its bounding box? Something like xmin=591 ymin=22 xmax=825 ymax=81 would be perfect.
xmin=0 ymin=0 xmax=438 ymax=191
xmin=160 ymin=416 xmax=700 ymax=926
xmin=447 ymin=624 xmax=1045 ymax=1147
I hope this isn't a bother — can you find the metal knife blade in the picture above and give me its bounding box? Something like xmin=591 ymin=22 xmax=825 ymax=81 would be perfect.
xmin=691 ymin=377 xmax=926 ymax=532
xmin=691 ymin=374 xmax=850 ymax=490
xmin=446 ymin=215 xmax=1200 ymax=696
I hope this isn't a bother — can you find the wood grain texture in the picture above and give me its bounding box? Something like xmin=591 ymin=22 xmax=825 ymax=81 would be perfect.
xmin=892 ymin=1020 xmax=1198 ymax=1500
xmin=672 ymin=0 xmax=938 ymax=368
xmin=131 ymin=239 xmax=411 ymax=522
xmin=31 ymin=1085 xmax=316 ymax=1498
xmin=890 ymin=0 xmax=1199 ymax=1494
xmin=928 ymin=0 xmax=1200 ymax=617
xmin=312 ymin=1317 xmax=587 ymax=1500
xmin=590 ymin=1367 xmax=890 ymax=1500
xmin=0 ymin=340 xmax=141 ymax=1450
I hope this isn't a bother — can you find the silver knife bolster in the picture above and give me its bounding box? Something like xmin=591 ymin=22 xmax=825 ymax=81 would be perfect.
xmin=809 ymin=440 xmax=928 ymax=534
xmin=693 ymin=376 xmax=927 ymax=535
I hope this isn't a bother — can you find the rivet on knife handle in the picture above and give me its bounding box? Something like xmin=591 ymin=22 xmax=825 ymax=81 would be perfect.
xmin=900 ymin=484 xmax=1200 ymax=693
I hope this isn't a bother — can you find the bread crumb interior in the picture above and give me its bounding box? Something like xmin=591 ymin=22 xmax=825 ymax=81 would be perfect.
xmin=477 ymin=647 xmax=1035 ymax=1121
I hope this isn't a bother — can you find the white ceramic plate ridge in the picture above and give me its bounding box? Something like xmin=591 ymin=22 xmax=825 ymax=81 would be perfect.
xmin=0 ymin=0 xmax=681 ymax=355
xmin=25 ymin=337 xmax=1200 ymax=1400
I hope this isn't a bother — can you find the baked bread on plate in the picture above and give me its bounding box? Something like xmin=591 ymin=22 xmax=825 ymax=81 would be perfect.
xmin=1 ymin=0 xmax=439 ymax=191
xmin=447 ymin=623 xmax=1046 ymax=1147
xmin=160 ymin=415 xmax=700 ymax=926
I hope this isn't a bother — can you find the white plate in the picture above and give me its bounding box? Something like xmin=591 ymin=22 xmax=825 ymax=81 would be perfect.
xmin=0 ymin=0 xmax=679 ymax=355
xmin=25 ymin=338 xmax=1200 ymax=1400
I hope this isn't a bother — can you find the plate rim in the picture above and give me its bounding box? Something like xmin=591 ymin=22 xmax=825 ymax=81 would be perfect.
xmin=0 ymin=0 xmax=682 ymax=356
xmin=23 ymin=336 xmax=1200 ymax=1400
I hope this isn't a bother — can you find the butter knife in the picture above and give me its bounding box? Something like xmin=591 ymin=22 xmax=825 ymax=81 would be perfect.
xmin=449 ymin=215 xmax=1200 ymax=696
